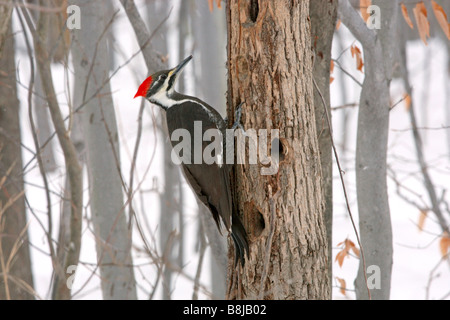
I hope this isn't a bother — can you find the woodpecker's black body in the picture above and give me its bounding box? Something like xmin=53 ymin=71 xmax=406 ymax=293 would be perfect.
xmin=135 ymin=56 xmax=249 ymax=265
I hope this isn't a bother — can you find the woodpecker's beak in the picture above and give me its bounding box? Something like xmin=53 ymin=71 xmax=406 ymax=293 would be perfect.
xmin=170 ymin=55 xmax=193 ymax=78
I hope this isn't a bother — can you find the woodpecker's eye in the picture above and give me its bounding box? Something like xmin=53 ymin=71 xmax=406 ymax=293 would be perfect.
xmin=160 ymin=74 xmax=167 ymax=81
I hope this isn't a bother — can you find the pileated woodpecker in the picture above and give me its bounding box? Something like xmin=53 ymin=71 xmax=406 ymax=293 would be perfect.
xmin=134 ymin=55 xmax=249 ymax=265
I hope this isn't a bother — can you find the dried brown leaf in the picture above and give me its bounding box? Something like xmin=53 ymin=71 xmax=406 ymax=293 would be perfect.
xmin=440 ymin=232 xmax=450 ymax=258
xmin=404 ymin=93 xmax=412 ymax=111
xmin=335 ymin=250 xmax=347 ymax=267
xmin=431 ymin=0 xmax=450 ymax=40
xmin=401 ymin=2 xmax=414 ymax=29
xmin=413 ymin=2 xmax=430 ymax=45
xmin=335 ymin=277 xmax=347 ymax=296
xmin=208 ymin=0 xmax=222 ymax=12
xmin=335 ymin=238 xmax=360 ymax=267
xmin=351 ymin=44 xmax=364 ymax=73
xmin=417 ymin=210 xmax=428 ymax=231
xmin=360 ymin=0 xmax=372 ymax=22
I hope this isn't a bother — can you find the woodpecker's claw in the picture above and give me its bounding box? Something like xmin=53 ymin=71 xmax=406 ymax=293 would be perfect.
xmin=231 ymin=103 xmax=247 ymax=136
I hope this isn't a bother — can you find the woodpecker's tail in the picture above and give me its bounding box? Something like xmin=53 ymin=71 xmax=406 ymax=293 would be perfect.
xmin=231 ymin=213 xmax=249 ymax=267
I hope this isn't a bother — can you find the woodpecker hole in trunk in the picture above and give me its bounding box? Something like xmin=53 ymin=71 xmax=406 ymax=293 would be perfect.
xmin=275 ymin=138 xmax=289 ymax=163
xmin=245 ymin=201 xmax=265 ymax=239
xmin=279 ymin=139 xmax=289 ymax=162
xmin=249 ymin=0 xmax=259 ymax=22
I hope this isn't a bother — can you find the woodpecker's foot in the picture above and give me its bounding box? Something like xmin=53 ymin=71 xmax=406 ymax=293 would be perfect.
xmin=231 ymin=103 xmax=247 ymax=135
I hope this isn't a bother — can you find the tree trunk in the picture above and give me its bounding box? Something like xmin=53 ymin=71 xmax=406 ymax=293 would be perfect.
xmin=33 ymin=70 xmax=58 ymax=173
xmin=0 ymin=0 xmax=13 ymax=59
xmin=338 ymin=0 xmax=396 ymax=300
xmin=192 ymin=0 xmax=228 ymax=299
xmin=310 ymin=0 xmax=337 ymax=294
xmin=146 ymin=0 xmax=178 ymax=300
xmin=70 ymin=0 xmax=137 ymax=300
xmin=226 ymin=0 xmax=329 ymax=300
xmin=0 ymin=21 xmax=34 ymax=300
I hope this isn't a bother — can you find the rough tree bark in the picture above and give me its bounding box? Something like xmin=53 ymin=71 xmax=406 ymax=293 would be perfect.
xmin=70 ymin=0 xmax=137 ymax=300
xmin=226 ymin=0 xmax=329 ymax=300
xmin=310 ymin=0 xmax=337 ymax=292
xmin=0 ymin=21 xmax=34 ymax=300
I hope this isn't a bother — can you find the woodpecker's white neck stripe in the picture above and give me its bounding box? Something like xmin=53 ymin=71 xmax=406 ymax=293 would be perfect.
xmin=150 ymin=91 xmax=215 ymax=119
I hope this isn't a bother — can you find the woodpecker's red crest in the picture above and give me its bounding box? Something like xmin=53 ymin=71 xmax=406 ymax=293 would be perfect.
xmin=134 ymin=76 xmax=153 ymax=98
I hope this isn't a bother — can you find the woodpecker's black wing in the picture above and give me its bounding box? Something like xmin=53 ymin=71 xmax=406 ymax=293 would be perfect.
xmin=165 ymin=96 xmax=248 ymax=264
xmin=166 ymin=99 xmax=231 ymax=230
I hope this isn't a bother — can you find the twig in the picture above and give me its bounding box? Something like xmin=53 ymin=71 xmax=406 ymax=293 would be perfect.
xmin=313 ymin=77 xmax=371 ymax=300
xmin=331 ymin=59 xmax=363 ymax=87
xmin=192 ymin=227 xmax=207 ymax=300
xmin=388 ymin=166 xmax=429 ymax=211
xmin=127 ymin=102 xmax=145 ymax=228
xmin=399 ymin=35 xmax=449 ymax=234
xmin=392 ymin=125 xmax=450 ymax=132
xmin=331 ymin=102 xmax=358 ymax=111
xmin=389 ymin=95 xmax=408 ymax=111
xmin=425 ymin=252 xmax=449 ymax=300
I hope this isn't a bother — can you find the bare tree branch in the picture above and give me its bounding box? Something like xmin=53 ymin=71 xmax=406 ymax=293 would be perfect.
xmin=119 ymin=0 xmax=165 ymax=73
xmin=337 ymin=0 xmax=376 ymax=50
xmin=398 ymin=34 xmax=449 ymax=234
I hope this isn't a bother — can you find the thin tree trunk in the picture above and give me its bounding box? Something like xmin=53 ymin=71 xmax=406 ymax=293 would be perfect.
xmin=0 ymin=0 xmax=13 ymax=59
xmin=70 ymin=0 xmax=137 ymax=300
xmin=0 ymin=21 xmax=34 ymax=300
xmin=33 ymin=71 xmax=58 ymax=173
xmin=339 ymin=0 xmax=396 ymax=300
xmin=31 ymin=0 xmax=83 ymax=299
xmin=334 ymin=30 xmax=351 ymax=162
xmin=191 ymin=0 xmax=228 ymax=299
xmin=310 ymin=0 xmax=337 ymax=294
xmin=54 ymin=94 xmax=85 ymax=299
xmin=27 ymin=1 xmax=62 ymax=175
xmin=226 ymin=0 xmax=329 ymax=300
xmin=146 ymin=0 xmax=182 ymax=299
